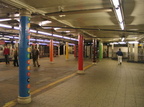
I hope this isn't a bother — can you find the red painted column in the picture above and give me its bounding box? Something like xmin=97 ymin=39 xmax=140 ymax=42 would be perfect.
xmin=50 ymin=39 xmax=54 ymax=63
xmin=77 ymin=34 xmax=84 ymax=74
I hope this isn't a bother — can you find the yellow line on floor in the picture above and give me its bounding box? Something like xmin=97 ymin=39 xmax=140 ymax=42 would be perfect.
xmin=3 ymin=99 xmax=17 ymax=107
xmin=3 ymin=63 xmax=93 ymax=107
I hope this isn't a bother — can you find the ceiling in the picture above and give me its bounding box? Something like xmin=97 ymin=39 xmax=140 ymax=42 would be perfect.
xmin=0 ymin=0 xmax=144 ymax=44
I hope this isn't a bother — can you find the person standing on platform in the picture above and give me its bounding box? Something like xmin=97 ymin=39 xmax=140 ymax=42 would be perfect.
xmin=116 ymin=48 xmax=123 ymax=65
xmin=13 ymin=47 xmax=19 ymax=67
xmin=3 ymin=45 xmax=10 ymax=64
xmin=32 ymin=46 xmax=40 ymax=67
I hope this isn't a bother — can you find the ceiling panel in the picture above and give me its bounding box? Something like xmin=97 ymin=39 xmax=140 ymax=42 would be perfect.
xmin=0 ymin=0 xmax=144 ymax=43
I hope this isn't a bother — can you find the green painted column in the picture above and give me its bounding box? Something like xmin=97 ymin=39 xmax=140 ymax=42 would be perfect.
xmin=99 ymin=41 xmax=103 ymax=60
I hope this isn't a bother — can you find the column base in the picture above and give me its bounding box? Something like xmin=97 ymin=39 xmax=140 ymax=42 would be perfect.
xmin=77 ymin=70 xmax=85 ymax=74
xmin=17 ymin=95 xmax=31 ymax=104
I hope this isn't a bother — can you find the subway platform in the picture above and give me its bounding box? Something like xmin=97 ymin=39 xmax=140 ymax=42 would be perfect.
xmin=1 ymin=55 xmax=144 ymax=107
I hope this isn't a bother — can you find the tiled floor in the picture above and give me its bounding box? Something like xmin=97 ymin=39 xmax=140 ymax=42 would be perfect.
xmin=14 ymin=59 xmax=144 ymax=107
xmin=0 ymin=55 xmax=92 ymax=107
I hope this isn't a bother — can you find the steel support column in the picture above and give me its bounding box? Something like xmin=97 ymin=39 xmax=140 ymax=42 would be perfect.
xmin=17 ymin=9 xmax=31 ymax=104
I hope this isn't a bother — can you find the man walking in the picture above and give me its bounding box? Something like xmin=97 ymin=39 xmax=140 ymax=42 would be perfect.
xmin=116 ymin=48 xmax=123 ymax=65
xmin=32 ymin=47 xmax=40 ymax=67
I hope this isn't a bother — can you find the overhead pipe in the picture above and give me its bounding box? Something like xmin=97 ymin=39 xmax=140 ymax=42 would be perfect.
xmin=45 ymin=8 xmax=112 ymax=16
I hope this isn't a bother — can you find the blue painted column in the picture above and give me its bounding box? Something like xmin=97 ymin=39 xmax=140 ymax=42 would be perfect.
xmin=17 ymin=10 xmax=31 ymax=104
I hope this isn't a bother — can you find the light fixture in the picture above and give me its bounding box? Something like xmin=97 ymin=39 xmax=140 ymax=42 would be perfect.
xmin=59 ymin=14 xmax=66 ymax=17
xmin=65 ymin=31 xmax=70 ymax=33
xmin=115 ymin=8 xmax=123 ymax=22
xmin=121 ymin=37 xmax=125 ymax=41
xmin=39 ymin=20 xmax=52 ymax=26
xmin=14 ymin=26 xmax=20 ymax=30
xmin=128 ymin=41 xmax=139 ymax=44
xmin=30 ymin=29 xmax=37 ymax=33
xmin=54 ymin=28 xmax=61 ymax=30
xmin=63 ymin=36 xmax=70 ymax=39
xmin=0 ymin=23 xmax=12 ymax=28
xmin=53 ymin=34 xmax=63 ymax=38
xmin=119 ymin=42 xmax=126 ymax=44
xmin=0 ymin=18 xmax=11 ymax=22
xmin=38 ymin=31 xmax=51 ymax=35
xmin=112 ymin=0 xmax=119 ymax=8
xmin=68 ymin=43 xmax=75 ymax=46
xmin=14 ymin=13 xmax=20 ymax=17
xmin=0 ymin=24 xmax=78 ymax=41
xmin=111 ymin=0 xmax=124 ymax=30
xmin=120 ymin=22 xmax=124 ymax=30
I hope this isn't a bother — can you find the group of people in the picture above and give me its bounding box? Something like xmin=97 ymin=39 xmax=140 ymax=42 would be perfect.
xmin=3 ymin=45 xmax=40 ymax=67
xmin=3 ymin=45 xmax=123 ymax=66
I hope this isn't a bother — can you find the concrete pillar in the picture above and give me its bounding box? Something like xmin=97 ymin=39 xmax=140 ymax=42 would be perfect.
xmin=134 ymin=43 xmax=138 ymax=62
xmin=63 ymin=45 xmax=65 ymax=55
xmin=92 ymin=39 xmax=97 ymax=64
xmin=99 ymin=41 xmax=103 ymax=60
xmin=58 ymin=45 xmax=60 ymax=56
xmin=77 ymin=34 xmax=84 ymax=74
xmin=17 ymin=9 xmax=31 ymax=104
xmin=112 ymin=44 xmax=114 ymax=58
xmin=129 ymin=44 xmax=133 ymax=61
xmin=74 ymin=44 xmax=77 ymax=57
xmin=65 ymin=42 xmax=69 ymax=60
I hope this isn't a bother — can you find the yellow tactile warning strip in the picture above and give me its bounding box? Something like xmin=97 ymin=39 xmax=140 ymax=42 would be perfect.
xmin=3 ymin=64 xmax=93 ymax=107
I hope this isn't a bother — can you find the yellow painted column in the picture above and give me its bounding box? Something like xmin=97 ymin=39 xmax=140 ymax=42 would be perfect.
xmin=65 ymin=42 xmax=69 ymax=60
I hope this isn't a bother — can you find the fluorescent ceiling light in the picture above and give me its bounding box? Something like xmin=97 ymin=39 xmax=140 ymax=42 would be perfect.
xmin=119 ymin=42 xmax=126 ymax=44
xmin=38 ymin=31 xmax=51 ymax=36
xmin=53 ymin=41 xmax=60 ymax=43
xmin=39 ymin=20 xmax=52 ymax=26
xmin=36 ymin=39 xmax=44 ymax=42
xmin=115 ymin=8 xmax=123 ymax=22
xmin=68 ymin=43 xmax=75 ymax=45
xmin=0 ymin=24 xmax=12 ymax=28
xmin=14 ymin=26 xmax=19 ymax=30
xmin=30 ymin=38 xmax=35 ymax=41
xmin=128 ymin=41 xmax=139 ymax=44
xmin=53 ymin=34 xmax=63 ymax=38
xmin=14 ymin=37 xmax=19 ymax=39
xmin=70 ymin=38 xmax=77 ymax=41
xmin=4 ymin=36 xmax=13 ymax=38
xmin=5 ymin=41 xmax=11 ymax=43
xmin=111 ymin=0 xmax=119 ymax=8
xmin=59 ymin=14 xmax=66 ymax=17
xmin=63 ymin=37 xmax=70 ymax=39
xmin=39 ymin=43 xmax=48 ymax=45
xmin=0 ymin=18 xmax=11 ymax=22
xmin=54 ymin=28 xmax=61 ymax=30
xmin=121 ymin=37 xmax=125 ymax=41
xmin=120 ymin=22 xmax=124 ymax=30
xmin=65 ymin=31 xmax=70 ymax=33
xmin=30 ymin=29 xmax=37 ymax=33
xmin=14 ymin=13 xmax=20 ymax=17
xmin=43 ymin=40 xmax=50 ymax=42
